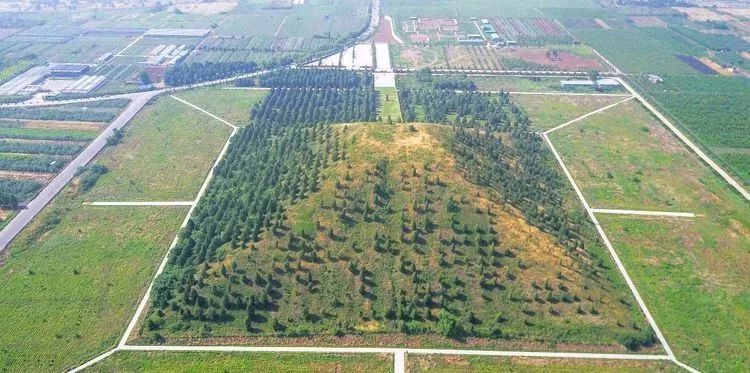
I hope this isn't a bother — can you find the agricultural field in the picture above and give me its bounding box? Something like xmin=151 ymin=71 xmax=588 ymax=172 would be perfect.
xmin=546 ymin=95 xmax=750 ymax=371
xmin=629 ymin=75 xmax=750 ymax=186
xmin=0 ymin=193 xmax=187 ymax=372
xmin=0 ymin=102 xmax=122 ymax=214
xmin=511 ymin=94 xmax=627 ymax=131
xmin=173 ymin=86 xmax=269 ymax=126
xmin=469 ymin=76 xmax=622 ymax=93
xmin=383 ymin=0 xmax=601 ymax=19
xmin=409 ymin=355 xmax=681 ymax=372
xmin=90 ymin=351 xmax=393 ymax=372
xmin=83 ymin=95 xmax=232 ymax=202
xmin=393 ymin=45 xmax=604 ymax=72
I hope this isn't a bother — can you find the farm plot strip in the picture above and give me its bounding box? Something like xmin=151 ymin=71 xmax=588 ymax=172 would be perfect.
xmin=544 ymin=96 xmax=634 ymax=135
xmin=590 ymin=209 xmax=695 ymax=218
xmin=89 ymin=201 xmax=195 ymax=206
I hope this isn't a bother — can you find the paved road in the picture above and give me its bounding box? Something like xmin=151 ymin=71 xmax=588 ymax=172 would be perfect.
xmin=0 ymin=91 xmax=159 ymax=251
xmin=591 ymin=209 xmax=695 ymax=218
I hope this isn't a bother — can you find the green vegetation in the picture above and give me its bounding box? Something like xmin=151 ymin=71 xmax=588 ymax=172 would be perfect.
xmin=511 ymin=94 xmax=625 ymax=131
xmin=601 ymin=213 xmax=750 ymax=373
xmin=84 ymin=96 xmax=232 ymax=202
xmin=0 ymin=153 xmax=67 ymax=173
xmin=410 ymin=355 xmax=680 ymax=372
xmin=0 ymin=127 xmax=98 ymax=141
xmin=0 ymin=99 xmax=129 ymax=122
xmin=90 ymin=351 xmax=392 ymax=372
xmin=571 ymin=28 xmax=704 ymax=75
xmin=376 ymin=87 xmax=402 ymax=123
xmin=0 ymin=195 xmax=186 ymax=372
xmin=141 ymin=72 xmax=647 ymax=350
xmin=174 ymin=87 xmax=268 ymax=126
xmin=629 ymin=75 xmax=750 ymax=185
xmin=545 ymin=92 xmax=750 ymax=372
xmin=0 ymin=139 xmax=84 ymax=155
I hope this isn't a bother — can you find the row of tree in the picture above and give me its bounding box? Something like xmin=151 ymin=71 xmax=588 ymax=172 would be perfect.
xmin=165 ymin=61 xmax=259 ymax=86
xmin=258 ymin=69 xmax=373 ymax=89
xmin=0 ymin=140 xmax=83 ymax=155
xmin=0 ymin=179 xmax=42 ymax=208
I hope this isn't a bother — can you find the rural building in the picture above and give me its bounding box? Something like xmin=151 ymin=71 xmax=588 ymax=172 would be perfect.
xmin=96 ymin=52 xmax=113 ymax=63
xmin=648 ymin=74 xmax=663 ymax=83
xmin=49 ymin=63 xmax=90 ymax=78
xmin=144 ymin=28 xmax=210 ymax=37
xmin=60 ymin=75 xmax=106 ymax=94
xmin=0 ymin=66 xmax=49 ymax=95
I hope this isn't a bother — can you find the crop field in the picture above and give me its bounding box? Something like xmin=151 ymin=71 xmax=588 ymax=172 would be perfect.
xmin=383 ymin=0 xmax=600 ymax=19
xmin=629 ymin=75 xmax=750 ymax=186
xmin=410 ymin=355 xmax=681 ymax=372
xmin=570 ymin=28 xmax=705 ymax=75
xmin=511 ymin=94 xmax=626 ymax=131
xmin=48 ymin=36 xmax=134 ymax=64
xmin=174 ymin=87 xmax=269 ymax=126
xmin=0 ymin=116 xmax=109 ymax=207
xmin=394 ymin=45 xmax=603 ymax=71
xmin=0 ymin=194 xmax=187 ymax=372
xmin=0 ymin=99 xmax=129 ymax=122
xmin=84 ymin=95 xmax=232 ymax=202
xmin=90 ymin=351 xmax=393 ymax=372
xmin=490 ymin=18 xmax=573 ymax=45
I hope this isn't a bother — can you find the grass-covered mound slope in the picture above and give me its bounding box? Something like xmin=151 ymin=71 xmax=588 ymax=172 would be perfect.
xmin=138 ymin=71 xmax=652 ymax=350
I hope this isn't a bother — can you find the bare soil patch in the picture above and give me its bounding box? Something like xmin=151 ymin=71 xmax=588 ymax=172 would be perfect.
xmin=674 ymin=7 xmax=735 ymax=22
xmin=374 ymin=17 xmax=398 ymax=44
xmin=19 ymin=120 xmax=104 ymax=131
xmin=630 ymin=16 xmax=667 ymax=27
xmin=0 ymin=170 xmax=54 ymax=181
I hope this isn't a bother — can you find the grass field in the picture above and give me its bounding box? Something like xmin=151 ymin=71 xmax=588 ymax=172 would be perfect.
xmin=376 ymin=87 xmax=402 ymax=122
xmin=141 ymin=123 xmax=649 ymax=350
xmin=600 ymin=212 xmax=750 ymax=373
xmin=84 ymin=96 xmax=231 ymax=202
xmin=409 ymin=355 xmax=681 ymax=372
xmin=629 ymin=75 xmax=750 ymax=186
xmin=0 ymin=194 xmax=186 ymax=372
xmin=91 ymin=351 xmax=393 ymax=372
xmin=512 ymin=94 xmax=626 ymax=131
xmin=549 ymin=100 xmax=740 ymax=212
xmin=546 ymin=94 xmax=750 ymax=372
xmin=468 ymin=76 xmax=625 ymax=93
xmin=174 ymin=87 xmax=269 ymax=126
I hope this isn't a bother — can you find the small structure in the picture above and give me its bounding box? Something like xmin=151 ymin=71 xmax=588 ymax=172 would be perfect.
xmin=647 ymin=74 xmax=663 ymax=84
xmin=560 ymin=78 xmax=621 ymax=88
xmin=96 ymin=52 xmax=113 ymax=63
xmin=61 ymin=75 xmax=106 ymax=94
xmin=144 ymin=28 xmax=210 ymax=37
xmin=49 ymin=63 xmax=90 ymax=78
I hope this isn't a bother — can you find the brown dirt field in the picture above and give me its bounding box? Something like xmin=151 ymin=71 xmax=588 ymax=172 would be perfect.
xmin=719 ymin=8 xmax=750 ymax=18
xmin=699 ymin=56 xmax=733 ymax=76
xmin=504 ymin=49 xmax=602 ymax=70
xmin=18 ymin=120 xmax=104 ymax=131
xmin=630 ymin=16 xmax=667 ymax=27
xmin=171 ymin=2 xmax=237 ymax=14
xmin=0 ymin=170 xmax=54 ymax=181
xmin=374 ymin=17 xmax=398 ymax=44
xmin=594 ymin=19 xmax=612 ymax=30
xmin=673 ymin=7 xmax=735 ymax=22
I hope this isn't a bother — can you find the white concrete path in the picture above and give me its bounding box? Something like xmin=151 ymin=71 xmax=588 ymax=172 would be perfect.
xmin=394 ymin=350 xmax=405 ymax=373
xmin=544 ymin=96 xmax=634 ymax=135
xmin=591 ymin=209 xmax=695 ymax=218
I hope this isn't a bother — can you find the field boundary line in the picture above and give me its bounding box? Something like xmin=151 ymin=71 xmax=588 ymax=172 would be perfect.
xmin=115 ymin=35 xmax=143 ymax=57
xmin=119 ymin=345 xmax=670 ymax=360
xmin=170 ymin=95 xmax=238 ymax=130
xmin=616 ymin=77 xmax=750 ymax=202
xmin=544 ymin=96 xmax=634 ymax=135
xmin=274 ymin=16 xmax=288 ymax=38
xmin=591 ymin=209 xmax=695 ymax=218
xmin=541 ymin=132 xmax=676 ymax=359
xmin=506 ymin=91 xmax=632 ymax=97
xmin=89 ymin=201 xmax=195 ymax=206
